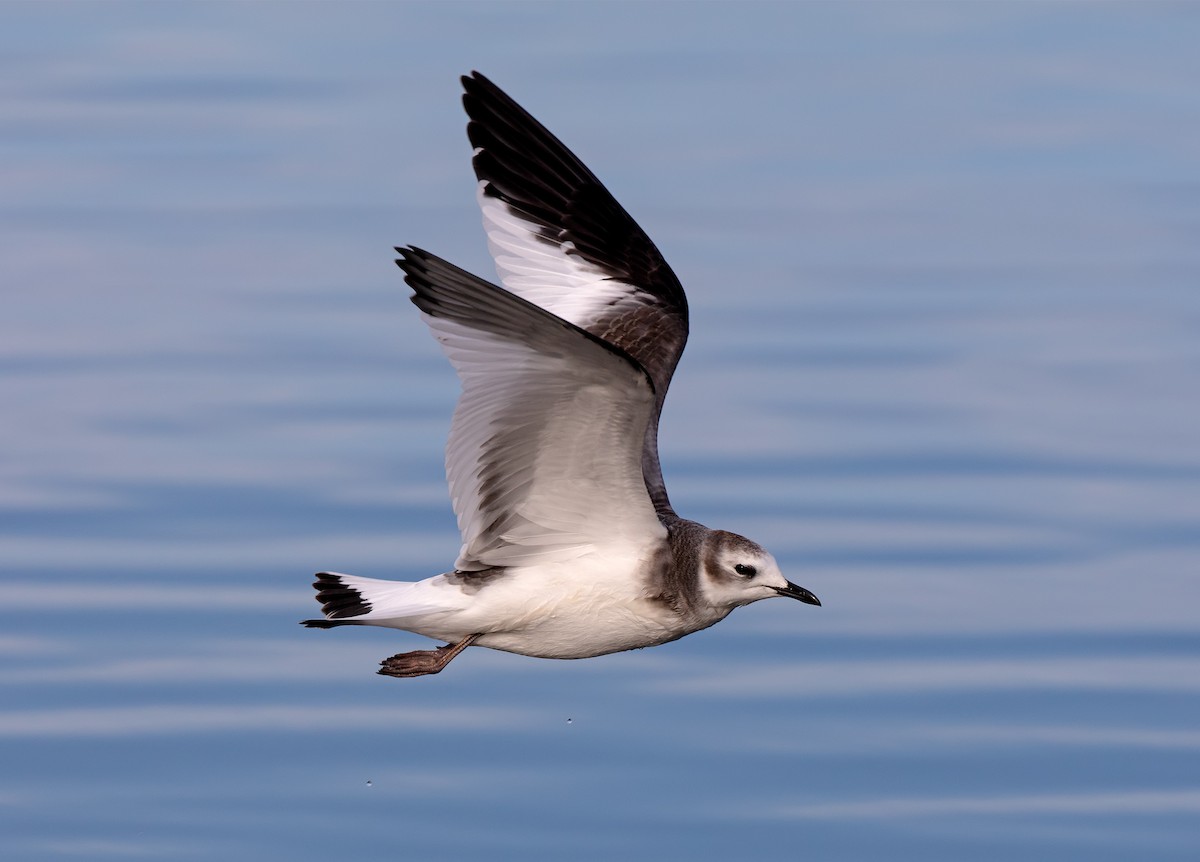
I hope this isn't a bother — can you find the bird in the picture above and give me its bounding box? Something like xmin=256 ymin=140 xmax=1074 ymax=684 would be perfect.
xmin=302 ymin=71 xmax=820 ymax=678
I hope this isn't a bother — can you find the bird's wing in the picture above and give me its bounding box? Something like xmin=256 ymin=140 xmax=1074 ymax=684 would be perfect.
xmin=397 ymin=246 xmax=667 ymax=572
xmin=462 ymin=71 xmax=688 ymax=516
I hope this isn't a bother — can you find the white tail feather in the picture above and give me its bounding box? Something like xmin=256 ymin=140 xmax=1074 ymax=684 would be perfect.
xmin=310 ymin=572 xmax=464 ymax=624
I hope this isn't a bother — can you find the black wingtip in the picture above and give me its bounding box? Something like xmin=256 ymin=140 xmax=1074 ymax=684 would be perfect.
xmin=395 ymin=246 xmax=459 ymax=310
xmin=395 ymin=246 xmax=439 ymax=291
xmin=394 ymin=245 xmax=411 ymax=271
xmin=461 ymin=70 xmax=494 ymax=92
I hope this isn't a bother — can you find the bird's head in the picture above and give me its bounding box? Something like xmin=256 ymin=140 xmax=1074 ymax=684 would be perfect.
xmin=698 ymin=530 xmax=821 ymax=611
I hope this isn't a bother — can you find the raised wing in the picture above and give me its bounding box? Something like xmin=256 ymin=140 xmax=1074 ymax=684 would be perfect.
xmin=396 ymin=246 xmax=667 ymax=572
xmin=462 ymin=71 xmax=688 ymax=516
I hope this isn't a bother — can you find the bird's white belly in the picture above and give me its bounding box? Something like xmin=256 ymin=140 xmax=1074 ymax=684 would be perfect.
xmin=406 ymin=552 xmax=701 ymax=659
xmin=474 ymin=595 xmax=684 ymax=659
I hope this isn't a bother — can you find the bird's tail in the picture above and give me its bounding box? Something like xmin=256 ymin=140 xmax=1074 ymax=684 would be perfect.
xmin=300 ymin=571 xmax=456 ymax=628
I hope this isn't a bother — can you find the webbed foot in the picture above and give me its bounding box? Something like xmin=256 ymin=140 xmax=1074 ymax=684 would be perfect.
xmin=377 ymin=634 xmax=478 ymax=678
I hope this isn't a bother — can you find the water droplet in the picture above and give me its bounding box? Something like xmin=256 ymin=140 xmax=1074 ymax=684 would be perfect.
xmin=566 ymin=718 xmax=573 ymax=725
xmin=366 ymin=780 xmax=373 ymax=787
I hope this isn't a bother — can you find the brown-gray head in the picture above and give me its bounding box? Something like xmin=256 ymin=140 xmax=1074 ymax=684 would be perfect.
xmin=699 ymin=529 xmax=821 ymax=610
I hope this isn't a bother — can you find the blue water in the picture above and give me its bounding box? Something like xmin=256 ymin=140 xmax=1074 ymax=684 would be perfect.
xmin=4 ymin=3 xmax=1200 ymax=859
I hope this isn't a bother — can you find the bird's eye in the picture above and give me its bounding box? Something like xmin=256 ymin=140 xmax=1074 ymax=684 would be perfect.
xmin=734 ymin=564 xmax=757 ymax=577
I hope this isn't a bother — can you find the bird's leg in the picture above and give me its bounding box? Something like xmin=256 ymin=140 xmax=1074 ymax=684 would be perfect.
xmin=377 ymin=634 xmax=479 ymax=678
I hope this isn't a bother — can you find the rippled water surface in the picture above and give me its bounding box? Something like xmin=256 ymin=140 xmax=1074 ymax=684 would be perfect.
xmin=4 ymin=3 xmax=1200 ymax=860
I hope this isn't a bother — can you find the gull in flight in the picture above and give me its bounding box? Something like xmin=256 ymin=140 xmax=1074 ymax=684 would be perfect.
xmin=303 ymin=72 xmax=820 ymax=677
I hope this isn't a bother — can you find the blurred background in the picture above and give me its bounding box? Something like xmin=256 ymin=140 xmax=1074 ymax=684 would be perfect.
xmin=3 ymin=2 xmax=1199 ymax=859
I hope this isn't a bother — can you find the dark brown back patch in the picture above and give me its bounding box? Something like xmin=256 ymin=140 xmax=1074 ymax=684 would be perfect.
xmin=445 ymin=567 xmax=508 ymax=595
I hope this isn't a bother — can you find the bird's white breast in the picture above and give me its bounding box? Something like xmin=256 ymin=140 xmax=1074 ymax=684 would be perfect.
xmin=408 ymin=544 xmax=706 ymax=659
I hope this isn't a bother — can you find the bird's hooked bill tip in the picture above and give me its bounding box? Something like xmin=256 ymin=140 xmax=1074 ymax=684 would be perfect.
xmin=776 ymin=581 xmax=821 ymax=606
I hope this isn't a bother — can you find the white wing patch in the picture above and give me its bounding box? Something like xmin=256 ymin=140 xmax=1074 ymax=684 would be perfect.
xmin=478 ymin=183 xmax=635 ymax=328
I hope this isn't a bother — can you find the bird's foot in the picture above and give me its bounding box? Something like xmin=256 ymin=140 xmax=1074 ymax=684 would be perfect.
xmin=377 ymin=634 xmax=478 ymax=678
